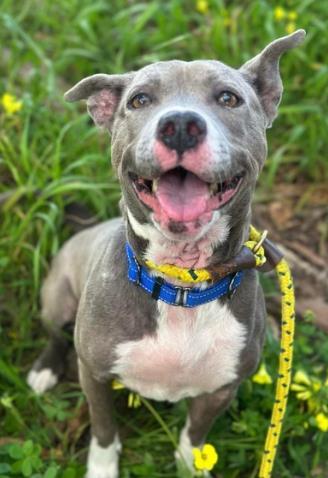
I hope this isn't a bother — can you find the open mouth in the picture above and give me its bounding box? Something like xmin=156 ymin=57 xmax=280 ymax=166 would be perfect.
xmin=129 ymin=167 xmax=244 ymax=223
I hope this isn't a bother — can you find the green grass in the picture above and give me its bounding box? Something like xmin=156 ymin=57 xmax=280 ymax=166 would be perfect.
xmin=0 ymin=0 xmax=327 ymax=477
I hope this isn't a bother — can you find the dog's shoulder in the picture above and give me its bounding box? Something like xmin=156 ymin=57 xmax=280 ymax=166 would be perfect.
xmin=74 ymin=219 xmax=158 ymax=379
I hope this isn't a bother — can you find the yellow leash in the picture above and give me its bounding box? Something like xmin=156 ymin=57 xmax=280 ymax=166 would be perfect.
xmin=145 ymin=225 xmax=296 ymax=477
xmin=250 ymin=227 xmax=295 ymax=478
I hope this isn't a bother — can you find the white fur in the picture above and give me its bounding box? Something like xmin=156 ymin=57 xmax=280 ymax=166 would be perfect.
xmin=126 ymin=208 xmax=230 ymax=268
xmin=175 ymin=418 xmax=194 ymax=469
xmin=112 ymin=299 xmax=246 ymax=402
xmin=27 ymin=368 xmax=58 ymax=394
xmin=175 ymin=419 xmax=211 ymax=477
xmin=86 ymin=434 xmax=121 ymax=478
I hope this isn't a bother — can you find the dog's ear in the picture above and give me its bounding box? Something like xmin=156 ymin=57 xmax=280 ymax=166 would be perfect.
xmin=64 ymin=73 xmax=134 ymax=130
xmin=240 ymin=29 xmax=306 ymax=128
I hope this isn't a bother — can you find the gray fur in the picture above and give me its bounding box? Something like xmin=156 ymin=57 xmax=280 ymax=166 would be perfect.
xmin=29 ymin=30 xmax=305 ymax=476
xmin=240 ymin=29 xmax=305 ymax=126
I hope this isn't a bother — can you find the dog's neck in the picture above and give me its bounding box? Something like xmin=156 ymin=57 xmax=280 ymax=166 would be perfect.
xmin=124 ymin=205 xmax=251 ymax=271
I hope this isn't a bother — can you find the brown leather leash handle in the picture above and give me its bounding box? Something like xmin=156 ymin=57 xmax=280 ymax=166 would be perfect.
xmin=208 ymin=246 xmax=257 ymax=280
xmin=260 ymin=238 xmax=284 ymax=272
xmin=208 ymin=238 xmax=284 ymax=280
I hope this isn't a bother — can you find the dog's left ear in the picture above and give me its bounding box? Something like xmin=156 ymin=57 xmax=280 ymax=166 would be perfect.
xmin=240 ymin=29 xmax=306 ymax=128
xmin=64 ymin=73 xmax=134 ymax=130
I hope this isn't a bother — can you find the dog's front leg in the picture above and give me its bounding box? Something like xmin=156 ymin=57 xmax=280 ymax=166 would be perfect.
xmin=79 ymin=360 xmax=121 ymax=478
xmin=176 ymin=385 xmax=237 ymax=473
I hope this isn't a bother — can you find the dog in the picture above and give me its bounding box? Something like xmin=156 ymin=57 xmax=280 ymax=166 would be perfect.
xmin=27 ymin=30 xmax=305 ymax=477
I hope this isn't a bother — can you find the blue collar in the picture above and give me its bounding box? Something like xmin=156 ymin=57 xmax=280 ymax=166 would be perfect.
xmin=126 ymin=243 xmax=244 ymax=308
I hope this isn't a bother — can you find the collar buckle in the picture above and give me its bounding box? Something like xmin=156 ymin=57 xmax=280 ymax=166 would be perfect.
xmin=174 ymin=286 xmax=191 ymax=307
xmin=126 ymin=242 xmax=245 ymax=308
xmin=252 ymin=229 xmax=268 ymax=253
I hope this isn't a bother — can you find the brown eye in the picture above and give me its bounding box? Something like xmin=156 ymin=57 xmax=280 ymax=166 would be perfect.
xmin=217 ymin=91 xmax=240 ymax=108
xmin=129 ymin=93 xmax=151 ymax=109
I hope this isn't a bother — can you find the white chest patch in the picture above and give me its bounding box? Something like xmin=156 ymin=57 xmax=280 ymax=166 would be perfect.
xmin=112 ymin=301 xmax=246 ymax=402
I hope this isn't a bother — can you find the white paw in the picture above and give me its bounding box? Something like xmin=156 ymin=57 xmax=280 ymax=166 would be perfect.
xmin=175 ymin=424 xmax=211 ymax=477
xmin=27 ymin=368 xmax=58 ymax=394
xmin=175 ymin=422 xmax=194 ymax=471
xmin=86 ymin=434 xmax=121 ymax=478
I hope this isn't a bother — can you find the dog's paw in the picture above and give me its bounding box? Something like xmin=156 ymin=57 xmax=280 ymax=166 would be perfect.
xmin=27 ymin=368 xmax=58 ymax=394
xmin=85 ymin=467 xmax=118 ymax=478
xmin=175 ymin=425 xmax=195 ymax=476
xmin=175 ymin=426 xmax=211 ymax=477
xmin=86 ymin=435 xmax=121 ymax=478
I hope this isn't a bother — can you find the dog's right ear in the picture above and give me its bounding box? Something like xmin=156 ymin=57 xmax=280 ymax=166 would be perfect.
xmin=64 ymin=73 xmax=134 ymax=130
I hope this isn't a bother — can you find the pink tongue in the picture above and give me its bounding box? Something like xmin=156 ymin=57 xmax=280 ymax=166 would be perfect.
xmin=156 ymin=170 xmax=209 ymax=222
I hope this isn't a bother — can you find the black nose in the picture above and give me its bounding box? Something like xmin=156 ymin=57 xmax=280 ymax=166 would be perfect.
xmin=157 ymin=111 xmax=207 ymax=154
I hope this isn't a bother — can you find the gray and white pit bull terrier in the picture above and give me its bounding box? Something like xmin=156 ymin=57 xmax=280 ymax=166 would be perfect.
xmin=27 ymin=30 xmax=305 ymax=477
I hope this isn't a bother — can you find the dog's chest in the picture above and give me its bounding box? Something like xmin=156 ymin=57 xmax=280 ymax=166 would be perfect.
xmin=112 ymin=301 xmax=246 ymax=402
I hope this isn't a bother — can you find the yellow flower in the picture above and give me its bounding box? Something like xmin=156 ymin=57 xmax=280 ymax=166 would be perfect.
xmin=252 ymin=363 xmax=273 ymax=385
xmin=286 ymin=22 xmax=296 ymax=34
xmin=290 ymin=384 xmax=312 ymax=401
xmin=292 ymin=371 xmax=328 ymax=428
xmin=291 ymin=371 xmax=323 ymax=402
xmin=293 ymin=370 xmax=311 ymax=386
xmin=112 ymin=380 xmax=141 ymax=408
xmin=112 ymin=379 xmax=125 ymax=390
xmin=1 ymin=93 xmax=23 ymax=115
xmin=274 ymin=6 xmax=286 ymax=21
xmin=288 ymin=11 xmax=298 ymax=20
xmin=193 ymin=444 xmax=218 ymax=471
xmin=315 ymin=413 xmax=328 ymax=432
xmin=128 ymin=392 xmax=141 ymax=408
xmin=196 ymin=0 xmax=209 ymax=14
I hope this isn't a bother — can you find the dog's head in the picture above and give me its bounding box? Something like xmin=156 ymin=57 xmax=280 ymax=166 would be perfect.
xmin=65 ymin=31 xmax=305 ymax=242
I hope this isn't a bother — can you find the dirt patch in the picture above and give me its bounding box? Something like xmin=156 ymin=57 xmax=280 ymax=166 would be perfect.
xmin=254 ymin=182 xmax=328 ymax=331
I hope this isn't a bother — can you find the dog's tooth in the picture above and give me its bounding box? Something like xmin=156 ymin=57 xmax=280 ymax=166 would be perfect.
xmin=152 ymin=179 xmax=158 ymax=193
xmin=209 ymin=183 xmax=218 ymax=195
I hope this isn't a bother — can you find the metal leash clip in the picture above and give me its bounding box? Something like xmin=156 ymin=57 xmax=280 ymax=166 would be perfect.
xmin=252 ymin=229 xmax=268 ymax=254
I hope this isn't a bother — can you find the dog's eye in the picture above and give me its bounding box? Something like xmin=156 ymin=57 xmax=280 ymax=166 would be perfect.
xmin=217 ymin=91 xmax=241 ymax=108
xmin=129 ymin=93 xmax=151 ymax=109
